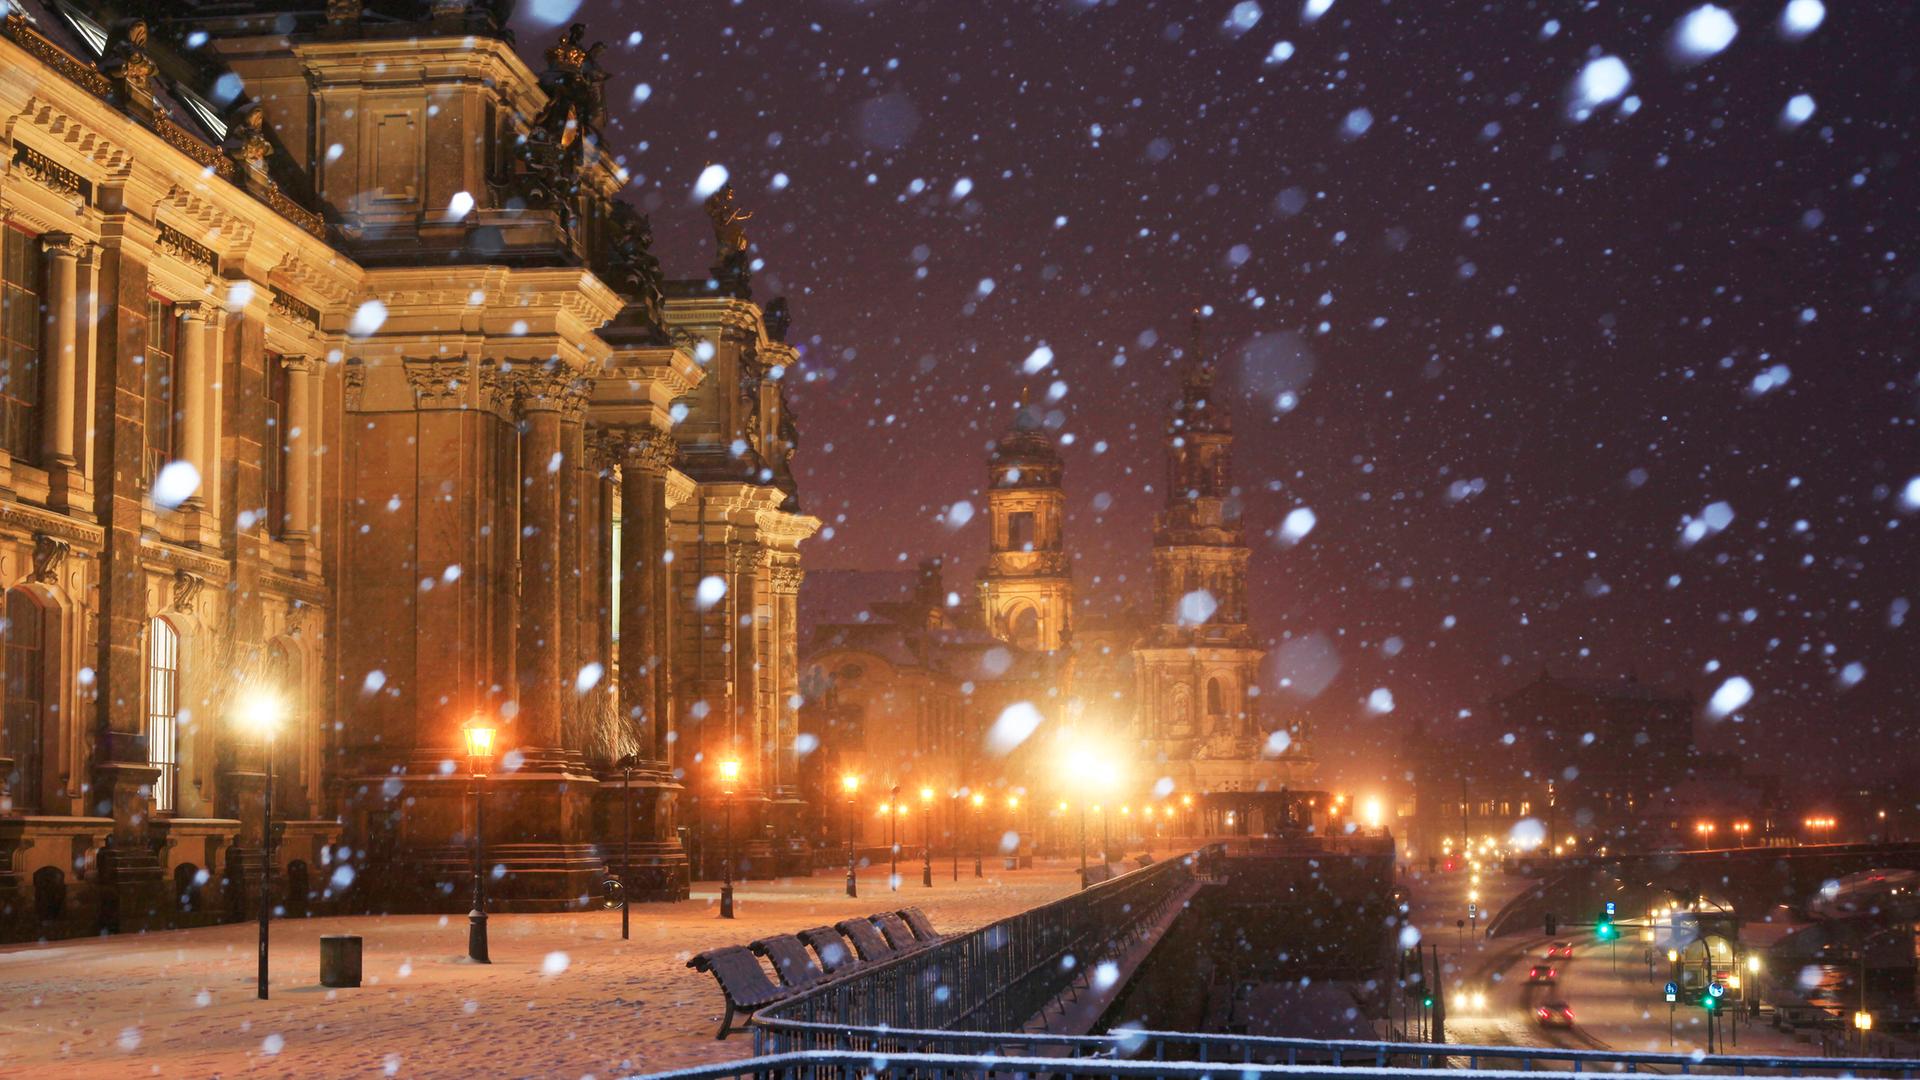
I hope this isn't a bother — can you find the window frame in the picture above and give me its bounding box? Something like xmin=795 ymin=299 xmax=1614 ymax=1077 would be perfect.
xmin=0 ymin=225 xmax=45 ymax=461
xmin=146 ymin=616 xmax=181 ymax=814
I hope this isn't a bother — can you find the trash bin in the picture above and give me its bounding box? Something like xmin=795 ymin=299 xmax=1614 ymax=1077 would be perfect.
xmin=320 ymin=934 xmax=362 ymax=988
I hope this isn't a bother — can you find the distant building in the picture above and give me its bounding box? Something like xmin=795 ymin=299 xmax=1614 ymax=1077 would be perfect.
xmin=799 ymin=321 xmax=1319 ymax=853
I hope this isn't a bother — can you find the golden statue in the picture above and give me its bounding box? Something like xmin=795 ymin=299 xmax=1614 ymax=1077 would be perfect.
xmin=704 ymin=184 xmax=752 ymax=263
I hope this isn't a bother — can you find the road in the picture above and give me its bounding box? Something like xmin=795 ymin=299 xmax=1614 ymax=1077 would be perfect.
xmin=1397 ymin=864 xmax=1839 ymax=1061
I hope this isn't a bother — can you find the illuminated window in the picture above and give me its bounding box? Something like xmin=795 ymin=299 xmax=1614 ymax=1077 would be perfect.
xmin=1008 ymin=510 xmax=1035 ymax=550
xmin=0 ymin=227 xmax=43 ymax=461
xmin=147 ymin=617 xmax=180 ymax=813
xmin=3 ymin=590 xmax=47 ymax=811
xmin=144 ymin=298 xmax=177 ymax=486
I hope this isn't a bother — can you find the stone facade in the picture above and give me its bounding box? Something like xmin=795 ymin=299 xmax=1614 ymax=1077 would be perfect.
xmin=0 ymin=3 xmax=814 ymax=940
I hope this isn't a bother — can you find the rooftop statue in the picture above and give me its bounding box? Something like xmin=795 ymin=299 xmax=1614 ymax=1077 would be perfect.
xmin=704 ymin=183 xmax=753 ymax=285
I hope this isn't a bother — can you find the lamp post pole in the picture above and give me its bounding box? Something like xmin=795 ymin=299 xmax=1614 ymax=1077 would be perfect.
xmin=257 ymin=728 xmax=274 ymax=999
xmin=889 ymin=788 xmax=900 ymax=890
xmin=843 ymin=775 xmax=859 ymax=899
xmin=620 ymin=756 xmax=634 ymax=940
xmin=1078 ymin=803 xmax=1088 ymax=888
xmin=468 ymin=756 xmax=490 ymax=963
xmin=720 ymin=792 xmax=735 ymax=919
xmin=921 ymin=790 xmax=933 ymax=888
xmin=973 ymin=795 xmax=984 ymax=877
xmin=1101 ymin=805 xmax=1111 ymax=867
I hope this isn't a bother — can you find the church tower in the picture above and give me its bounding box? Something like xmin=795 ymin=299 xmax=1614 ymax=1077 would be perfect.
xmin=1135 ymin=317 xmax=1314 ymax=825
xmin=979 ymin=393 xmax=1073 ymax=652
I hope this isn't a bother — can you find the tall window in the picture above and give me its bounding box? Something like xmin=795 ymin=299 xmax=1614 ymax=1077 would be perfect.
xmin=144 ymin=298 xmax=176 ymax=485
xmin=147 ymin=617 xmax=180 ymax=813
xmin=0 ymin=228 xmax=43 ymax=460
xmin=3 ymin=590 xmax=46 ymax=812
xmin=1206 ymin=677 xmax=1225 ymax=717
xmin=1007 ymin=511 xmax=1035 ymax=550
xmin=265 ymin=355 xmax=288 ymax=535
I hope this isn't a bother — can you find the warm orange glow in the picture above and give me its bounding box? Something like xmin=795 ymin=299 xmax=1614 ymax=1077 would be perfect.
xmin=878 ymin=802 xmax=892 ymax=816
xmin=841 ymin=773 xmax=861 ymax=795
xmin=718 ymin=757 xmax=742 ymax=790
xmin=1007 ymin=795 xmax=1020 ymax=810
xmin=919 ymin=786 xmax=934 ymax=804
xmin=461 ymin=716 xmax=496 ymax=761
xmin=1180 ymin=794 xmax=1193 ymax=807
xmin=970 ymin=792 xmax=985 ymax=809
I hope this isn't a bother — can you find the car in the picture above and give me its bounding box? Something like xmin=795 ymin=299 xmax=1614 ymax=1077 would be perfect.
xmin=1527 ymin=964 xmax=1558 ymax=984
xmin=1451 ymin=989 xmax=1490 ymax=1014
xmin=1548 ymin=941 xmax=1575 ymax=959
xmin=1537 ymin=1001 xmax=1575 ymax=1028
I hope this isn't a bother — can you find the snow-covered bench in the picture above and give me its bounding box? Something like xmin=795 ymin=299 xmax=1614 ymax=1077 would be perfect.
xmin=749 ymin=933 xmax=826 ymax=989
xmin=686 ymin=945 xmax=788 ymax=1039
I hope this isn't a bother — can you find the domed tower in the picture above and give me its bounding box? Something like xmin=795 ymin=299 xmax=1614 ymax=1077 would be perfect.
xmin=979 ymin=391 xmax=1073 ymax=652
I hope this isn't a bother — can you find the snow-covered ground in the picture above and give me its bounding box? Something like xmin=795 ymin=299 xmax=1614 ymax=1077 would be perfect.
xmin=0 ymin=861 xmax=1082 ymax=1078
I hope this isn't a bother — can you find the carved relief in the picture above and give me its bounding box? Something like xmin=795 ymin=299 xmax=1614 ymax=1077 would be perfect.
xmin=27 ymin=533 xmax=69 ymax=585
xmin=342 ymin=359 xmax=366 ymax=412
xmin=771 ymin=564 xmax=804 ymax=594
xmin=170 ymin=570 xmax=203 ymax=614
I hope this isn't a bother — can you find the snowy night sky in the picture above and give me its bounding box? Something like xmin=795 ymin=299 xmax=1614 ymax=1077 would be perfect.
xmin=509 ymin=0 xmax=1918 ymax=788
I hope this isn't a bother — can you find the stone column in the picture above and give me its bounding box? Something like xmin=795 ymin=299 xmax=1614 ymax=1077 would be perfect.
xmin=281 ymin=355 xmax=319 ymax=539
xmin=615 ymin=425 xmax=674 ymax=765
xmin=39 ymin=233 xmax=86 ymax=467
xmin=175 ymin=302 xmax=210 ymax=506
xmin=557 ymin=394 xmax=585 ymax=746
xmin=513 ymin=370 xmax=570 ymax=753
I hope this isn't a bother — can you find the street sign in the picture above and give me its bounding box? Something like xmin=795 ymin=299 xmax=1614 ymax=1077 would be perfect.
xmin=1664 ymin=981 xmax=1678 ymax=1003
xmin=1708 ymin=981 xmax=1724 ymax=998
xmin=1468 ymin=903 xmax=1478 ymax=915
xmin=1605 ymin=900 xmax=1616 ymax=916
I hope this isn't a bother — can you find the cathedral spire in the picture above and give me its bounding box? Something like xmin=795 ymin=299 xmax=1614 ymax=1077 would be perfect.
xmin=1171 ymin=310 xmax=1228 ymax=439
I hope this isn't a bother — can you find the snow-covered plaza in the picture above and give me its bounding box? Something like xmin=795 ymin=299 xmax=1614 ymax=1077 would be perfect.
xmin=0 ymin=863 xmax=1081 ymax=1078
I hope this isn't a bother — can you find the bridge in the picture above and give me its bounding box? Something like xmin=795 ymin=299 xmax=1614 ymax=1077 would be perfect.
xmin=1488 ymin=842 xmax=1920 ymax=935
xmin=648 ymin=847 xmax=1920 ymax=1080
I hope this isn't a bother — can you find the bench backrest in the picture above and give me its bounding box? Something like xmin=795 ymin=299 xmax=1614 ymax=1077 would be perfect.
xmin=834 ymin=916 xmax=897 ymax=961
xmin=897 ymin=906 xmax=941 ymax=942
xmin=751 ymin=933 xmax=825 ymax=988
xmin=799 ymin=926 xmax=860 ymax=973
xmin=870 ymin=911 xmax=918 ymax=951
xmin=687 ymin=945 xmax=786 ymax=1010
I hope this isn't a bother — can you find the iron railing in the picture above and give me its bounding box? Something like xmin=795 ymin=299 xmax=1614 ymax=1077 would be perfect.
xmin=736 ymin=1023 xmax=1920 ymax=1076
xmin=750 ymin=852 xmax=1202 ymax=1057
xmin=631 ymin=1050 xmax=1920 ymax=1080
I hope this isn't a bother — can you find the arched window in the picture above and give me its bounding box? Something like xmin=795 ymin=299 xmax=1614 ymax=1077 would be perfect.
xmin=1009 ymin=606 xmax=1040 ymax=650
xmin=147 ymin=617 xmax=181 ymax=814
xmin=1206 ymin=677 xmax=1225 ymax=717
xmin=3 ymin=589 xmax=47 ymax=811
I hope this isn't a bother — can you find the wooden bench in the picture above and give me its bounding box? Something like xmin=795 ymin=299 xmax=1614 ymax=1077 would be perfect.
xmin=897 ymin=906 xmax=942 ymax=943
xmin=800 ymin=926 xmax=860 ymax=974
xmin=834 ymin=916 xmax=898 ymax=962
xmin=686 ymin=945 xmax=787 ymax=1039
xmin=870 ymin=911 xmax=920 ymax=952
xmin=749 ymin=933 xmax=826 ymax=989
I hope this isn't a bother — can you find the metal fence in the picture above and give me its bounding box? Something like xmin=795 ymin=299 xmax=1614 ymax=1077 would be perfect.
xmin=631 ymin=1050 xmax=1920 ymax=1080
xmin=750 ymin=851 xmax=1202 ymax=1057
xmin=740 ymin=1023 xmax=1920 ymax=1076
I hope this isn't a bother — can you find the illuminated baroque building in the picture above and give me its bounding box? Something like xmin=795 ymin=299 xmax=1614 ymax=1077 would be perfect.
xmin=800 ymin=325 xmax=1318 ymax=851
xmin=0 ymin=1 xmax=814 ymax=940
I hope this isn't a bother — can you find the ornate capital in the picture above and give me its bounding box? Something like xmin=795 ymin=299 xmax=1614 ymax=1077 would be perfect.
xmin=771 ymin=563 xmax=804 ymax=594
xmin=40 ymin=232 xmax=89 ymax=261
xmin=342 ymin=359 xmax=367 ymax=412
xmin=604 ymin=423 xmax=675 ymax=475
xmin=174 ymin=299 xmax=212 ymax=324
xmin=509 ymin=366 xmax=579 ymax=415
xmin=280 ymin=354 xmax=321 ymax=376
xmin=404 ymin=358 xmax=471 ymax=410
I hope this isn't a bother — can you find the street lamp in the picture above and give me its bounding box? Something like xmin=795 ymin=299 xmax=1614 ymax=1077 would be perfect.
xmin=971 ymin=792 xmax=985 ymax=877
xmin=1181 ymin=793 xmax=1194 ymax=838
xmin=919 ymin=786 xmax=934 ymax=887
xmin=614 ymin=753 xmax=637 ymax=940
xmin=888 ymin=785 xmax=901 ymax=889
xmin=1732 ymin=821 xmax=1751 ymax=848
xmin=461 ymin=715 xmax=497 ymax=964
xmin=717 ymin=756 xmax=741 ymax=919
xmin=1694 ymin=822 xmax=1716 ymax=849
xmin=240 ymin=689 xmax=284 ymax=999
xmin=841 ymin=773 xmax=860 ymax=898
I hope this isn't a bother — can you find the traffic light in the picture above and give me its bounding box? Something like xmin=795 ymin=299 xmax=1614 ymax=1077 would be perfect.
xmin=1701 ymin=990 xmax=1719 ymax=1011
xmin=1421 ymin=993 xmax=1435 ymax=1008
xmin=1596 ymin=918 xmax=1616 ymax=941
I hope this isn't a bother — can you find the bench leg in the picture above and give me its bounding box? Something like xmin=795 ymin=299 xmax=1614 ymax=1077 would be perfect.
xmin=715 ymin=1002 xmax=735 ymax=1040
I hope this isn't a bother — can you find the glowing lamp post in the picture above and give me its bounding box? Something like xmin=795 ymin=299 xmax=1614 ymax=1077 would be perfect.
xmin=842 ymin=773 xmax=861 ymax=898
xmin=241 ymin=690 xmax=284 ymax=999
xmin=919 ymin=786 xmax=935 ymax=887
xmin=1007 ymin=795 xmax=1021 ymax=866
xmin=888 ymin=786 xmax=901 ymax=889
xmin=718 ymin=757 xmax=741 ymax=919
xmin=1181 ymin=793 xmax=1194 ymax=838
xmin=971 ymin=792 xmax=985 ymax=877
xmin=461 ymin=716 xmax=497 ymax=964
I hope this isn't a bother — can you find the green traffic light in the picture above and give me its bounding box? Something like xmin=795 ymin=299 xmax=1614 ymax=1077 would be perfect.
xmin=1422 ymin=995 xmax=1435 ymax=1008
xmin=1597 ymin=922 xmax=1616 ymax=940
xmin=1702 ymin=994 xmax=1718 ymax=1010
